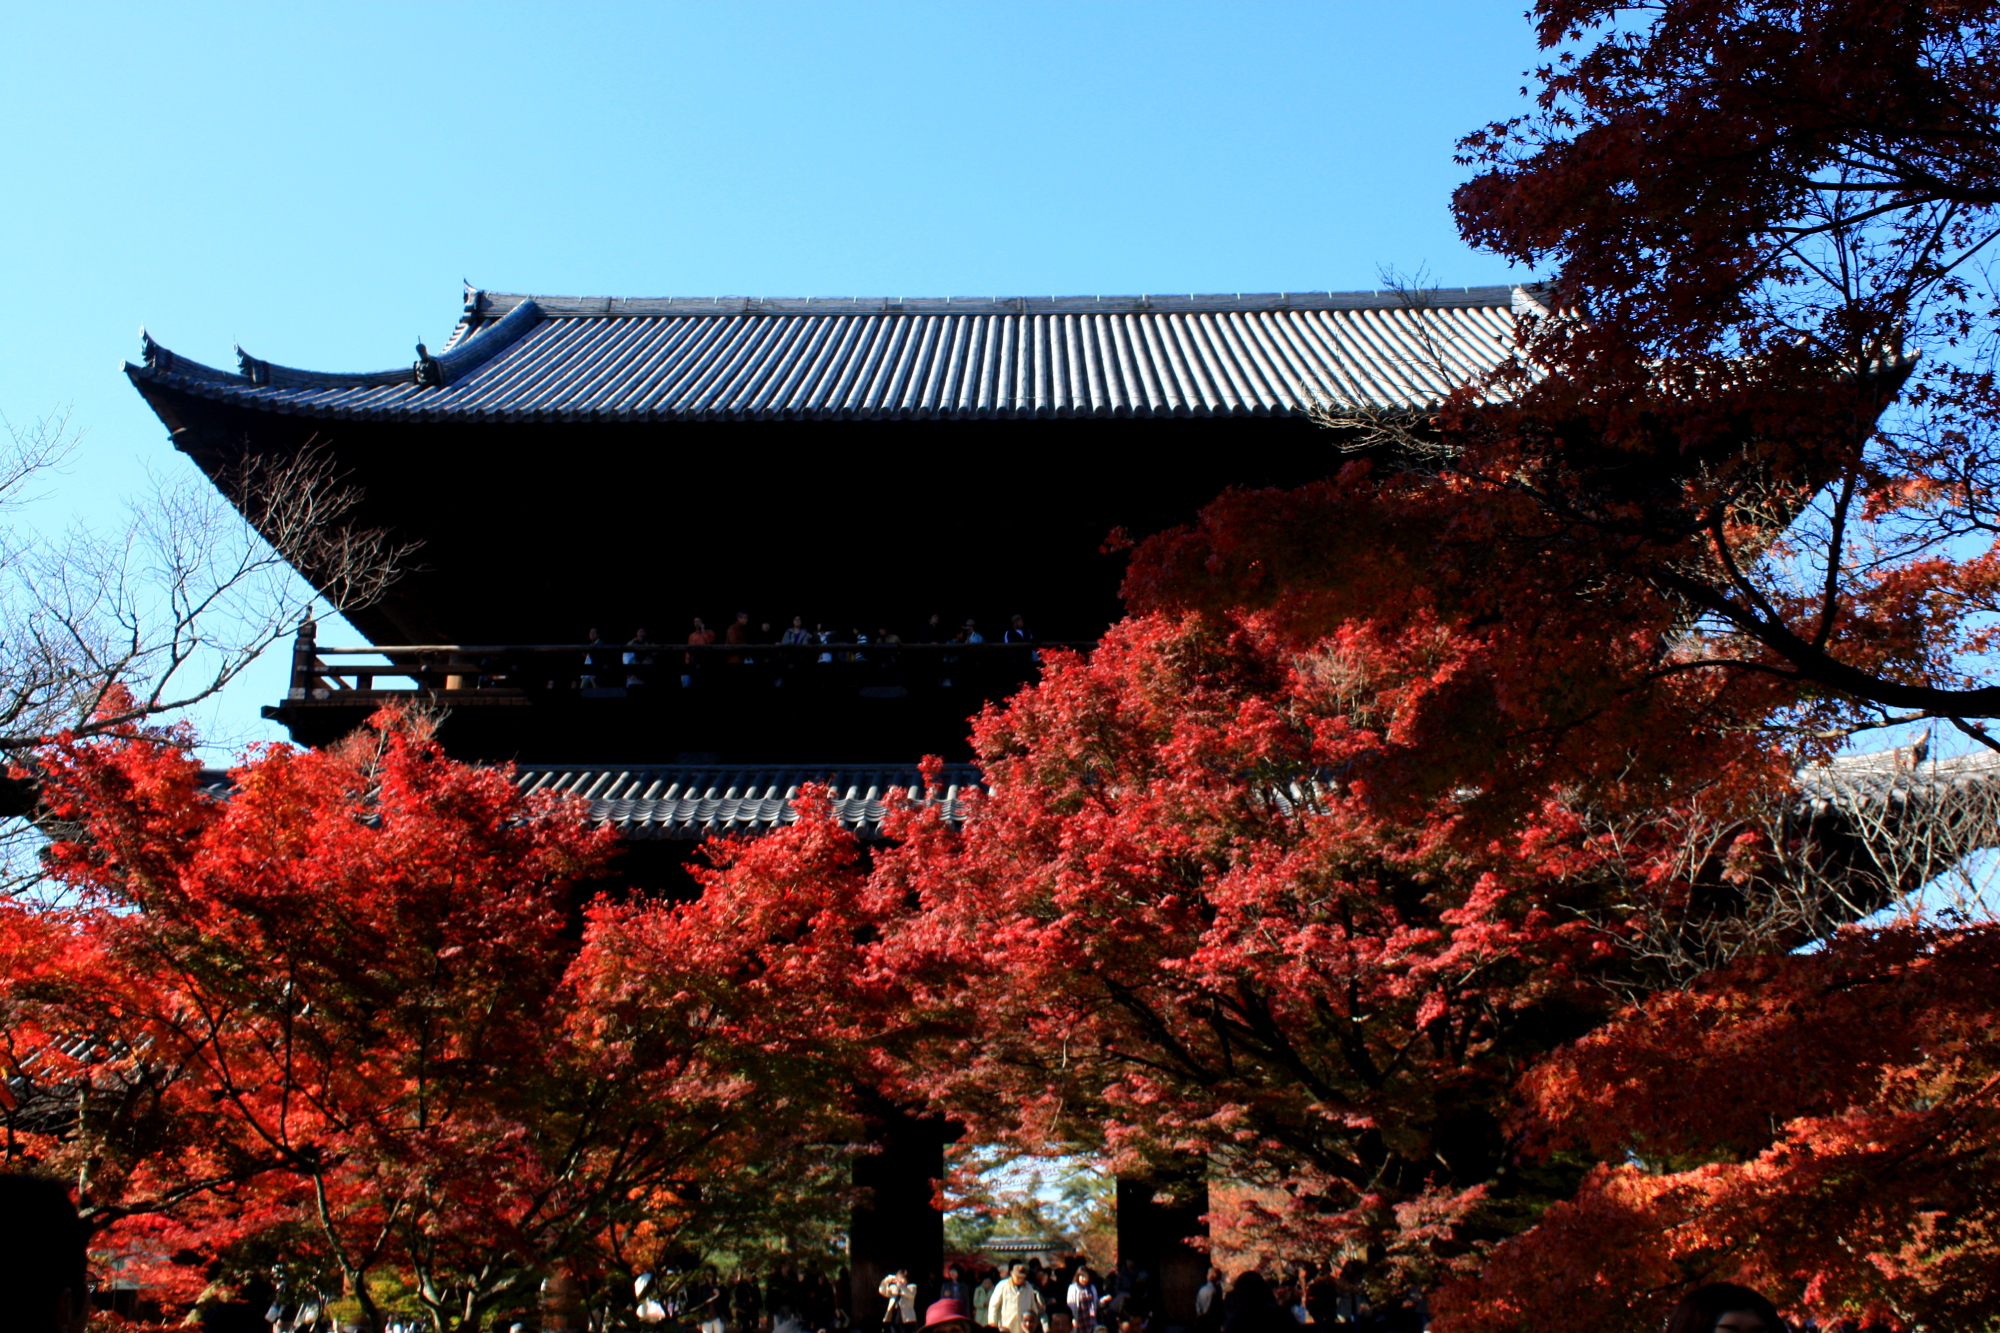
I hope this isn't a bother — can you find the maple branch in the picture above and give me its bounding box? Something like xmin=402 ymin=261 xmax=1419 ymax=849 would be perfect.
xmin=1642 ymin=656 xmax=1802 ymax=682
xmin=1769 ymin=191 xmax=1967 ymax=234
xmin=1651 ymin=564 xmax=2000 ymax=714
xmin=1948 ymin=714 xmax=2000 ymax=756
xmin=1812 ymin=468 xmax=1859 ymax=649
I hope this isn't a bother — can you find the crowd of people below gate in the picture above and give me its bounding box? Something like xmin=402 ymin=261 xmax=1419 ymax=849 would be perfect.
xmin=874 ymin=1259 xmax=1416 ymax=1333
xmin=565 ymin=613 xmax=1041 ymax=691
xmin=868 ymin=1261 xmax=1808 ymax=1333
xmin=856 ymin=1258 xmax=1425 ymax=1333
xmin=0 ymin=1171 xmax=1814 ymax=1333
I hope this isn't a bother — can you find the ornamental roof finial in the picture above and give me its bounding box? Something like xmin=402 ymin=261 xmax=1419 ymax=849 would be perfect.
xmin=235 ymin=344 xmax=270 ymax=386
xmin=139 ymin=327 xmax=174 ymax=373
xmin=413 ymin=340 xmax=443 ymax=388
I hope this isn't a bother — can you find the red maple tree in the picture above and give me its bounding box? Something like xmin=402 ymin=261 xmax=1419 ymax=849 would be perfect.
xmin=0 ymin=707 xmax=854 ymax=1331
xmin=671 ymin=610 xmax=1813 ymax=1291
xmin=18 ymin=7 xmax=1997 ymax=1329
xmin=688 ymin=7 xmax=2000 ymax=1317
xmin=1434 ymin=920 xmax=2000 ymax=1332
xmin=1445 ymin=0 xmax=2000 ymax=743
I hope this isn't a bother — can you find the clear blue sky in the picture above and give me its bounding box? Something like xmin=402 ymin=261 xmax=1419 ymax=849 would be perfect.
xmin=0 ymin=2 xmax=1544 ymax=753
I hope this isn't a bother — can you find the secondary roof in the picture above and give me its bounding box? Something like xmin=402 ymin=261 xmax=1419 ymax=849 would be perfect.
xmin=513 ymin=762 xmax=982 ymax=840
xmin=126 ymin=284 xmax=1542 ymax=424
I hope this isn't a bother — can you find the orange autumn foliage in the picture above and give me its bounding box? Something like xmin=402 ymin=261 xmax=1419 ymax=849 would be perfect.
xmin=1436 ymin=923 xmax=2000 ymax=1331
xmin=1 ymin=707 xmax=855 ymax=1331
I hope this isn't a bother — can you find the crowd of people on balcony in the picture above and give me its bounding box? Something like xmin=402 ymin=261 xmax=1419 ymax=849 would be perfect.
xmin=566 ymin=613 xmax=1042 ymax=692
xmin=296 ymin=613 xmax=1054 ymax=696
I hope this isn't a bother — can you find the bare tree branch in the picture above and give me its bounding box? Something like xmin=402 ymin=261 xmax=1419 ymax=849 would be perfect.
xmin=0 ymin=423 xmax=415 ymax=755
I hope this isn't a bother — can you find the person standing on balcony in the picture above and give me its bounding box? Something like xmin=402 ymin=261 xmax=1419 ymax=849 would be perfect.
xmin=579 ymin=627 xmax=606 ymax=689
xmin=682 ymin=618 xmax=714 ymax=687
xmin=625 ymin=627 xmax=655 ymax=688
xmin=726 ymin=611 xmax=753 ymax=665
xmin=775 ymin=615 xmax=811 ymax=687
xmin=875 ymin=625 xmax=902 ymax=672
xmin=1004 ymin=614 xmax=1037 ymax=664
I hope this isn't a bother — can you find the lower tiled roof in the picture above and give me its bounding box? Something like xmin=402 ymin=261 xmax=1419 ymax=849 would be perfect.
xmin=527 ymin=747 xmax=2000 ymax=843
xmin=186 ymin=744 xmax=1990 ymax=846
xmin=514 ymin=763 xmax=981 ymax=840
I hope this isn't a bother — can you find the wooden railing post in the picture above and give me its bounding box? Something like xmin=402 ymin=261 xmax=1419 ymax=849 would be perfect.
xmin=288 ymin=618 xmax=318 ymax=699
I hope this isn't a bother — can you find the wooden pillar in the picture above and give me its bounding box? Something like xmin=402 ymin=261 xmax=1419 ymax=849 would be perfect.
xmin=1115 ymin=1170 xmax=1209 ymax=1330
xmin=850 ymin=1103 xmax=947 ymax=1324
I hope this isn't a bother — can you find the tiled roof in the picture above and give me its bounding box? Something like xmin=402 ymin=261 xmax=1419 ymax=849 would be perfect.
xmin=507 ymin=745 xmax=2000 ymax=845
xmin=164 ymin=741 xmax=2000 ymax=869
xmin=515 ymin=763 xmax=982 ymax=840
xmin=1793 ymin=745 xmax=2000 ymax=815
xmin=126 ymin=284 xmax=1542 ymax=423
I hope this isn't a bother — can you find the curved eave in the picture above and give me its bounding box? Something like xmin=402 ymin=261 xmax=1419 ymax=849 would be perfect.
xmin=130 ymin=299 xmax=545 ymax=398
xmin=127 ymin=290 xmax=1518 ymax=424
xmin=119 ymin=374 xmax=1337 ymax=423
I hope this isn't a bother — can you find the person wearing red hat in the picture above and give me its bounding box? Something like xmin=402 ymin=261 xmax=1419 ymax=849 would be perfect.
xmin=924 ymin=1297 xmax=978 ymax=1333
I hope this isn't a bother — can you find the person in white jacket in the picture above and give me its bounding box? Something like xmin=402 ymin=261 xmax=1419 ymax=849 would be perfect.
xmin=988 ymin=1266 xmax=1045 ymax=1333
xmin=880 ymin=1269 xmax=917 ymax=1328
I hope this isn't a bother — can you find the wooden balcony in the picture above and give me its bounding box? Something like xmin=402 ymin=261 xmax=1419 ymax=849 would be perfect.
xmin=285 ymin=634 xmax=1090 ymax=698
xmin=268 ymin=627 xmax=1098 ymax=763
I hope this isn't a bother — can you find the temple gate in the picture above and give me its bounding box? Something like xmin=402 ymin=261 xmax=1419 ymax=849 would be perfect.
xmin=125 ymin=281 xmax=1570 ymax=1321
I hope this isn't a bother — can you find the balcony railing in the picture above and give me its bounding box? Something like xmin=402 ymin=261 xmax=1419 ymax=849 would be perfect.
xmin=285 ymin=633 xmax=1097 ymax=700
